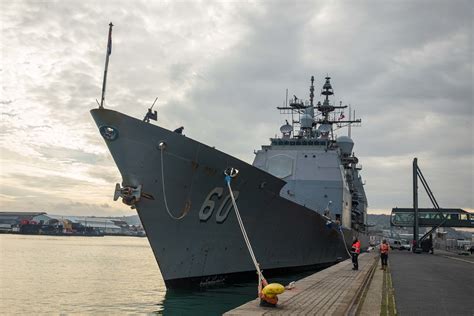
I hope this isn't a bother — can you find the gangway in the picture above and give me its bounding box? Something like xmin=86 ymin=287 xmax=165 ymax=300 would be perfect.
xmin=394 ymin=158 xmax=473 ymax=252
xmin=391 ymin=208 xmax=474 ymax=228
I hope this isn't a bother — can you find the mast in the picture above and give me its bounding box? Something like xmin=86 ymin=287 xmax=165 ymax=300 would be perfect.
xmin=348 ymin=104 xmax=352 ymax=137
xmin=99 ymin=22 xmax=114 ymax=109
xmin=276 ymin=76 xmax=361 ymax=140
xmin=286 ymin=88 xmax=293 ymax=136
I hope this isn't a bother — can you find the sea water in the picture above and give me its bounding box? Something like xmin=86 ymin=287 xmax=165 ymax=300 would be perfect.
xmin=0 ymin=234 xmax=312 ymax=315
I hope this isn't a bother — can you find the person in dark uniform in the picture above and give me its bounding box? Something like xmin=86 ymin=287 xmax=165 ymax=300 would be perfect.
xmin=351 ymin=238 xmax=361 ymax=270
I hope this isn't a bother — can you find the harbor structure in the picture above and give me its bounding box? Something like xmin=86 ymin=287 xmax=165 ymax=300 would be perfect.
xmin=0 ymin=212 xmax=144 ymax=236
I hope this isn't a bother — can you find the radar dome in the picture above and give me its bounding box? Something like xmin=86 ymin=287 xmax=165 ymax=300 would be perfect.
xmin=336 ymin=136 xmax=354 ymax=155
xmin=280 ymin=124 xmax=292 ymax=134
xmin=318 ymin=124 xmax=332 ymax=133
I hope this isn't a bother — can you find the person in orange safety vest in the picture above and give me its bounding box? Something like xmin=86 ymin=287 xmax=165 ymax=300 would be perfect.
xmin=351 ymin=238 xmax=361 ymax=270
xmin=379 ymin=239 xmax=390 ymax=270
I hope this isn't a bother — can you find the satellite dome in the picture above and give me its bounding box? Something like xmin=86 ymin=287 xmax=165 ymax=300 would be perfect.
xmin=280 ymin=123 xmax=292 ymax=138
xmin=336 ymin=136 xmax=354 ymax=155
xmin=280 ymin=124 xmax=292 ymax=134
xmin=318 ymin=124 xmax=332 ymax=133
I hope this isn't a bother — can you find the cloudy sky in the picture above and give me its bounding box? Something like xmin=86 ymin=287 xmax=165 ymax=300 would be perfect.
xmin=1 ymin=0 xmax=472 ymax=216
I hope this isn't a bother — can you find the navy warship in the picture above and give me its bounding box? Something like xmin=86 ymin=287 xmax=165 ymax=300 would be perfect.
xmin=91 ymin=73 xmax=368 ymax=287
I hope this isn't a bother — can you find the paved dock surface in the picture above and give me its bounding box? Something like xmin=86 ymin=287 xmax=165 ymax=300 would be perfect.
xmin=225 ymin=252 xmax=377 ymax=315
xmin=358 ymin=259 xmax=384 ymax=316
xmin=390 ymin=250 xmax=474 ymax=316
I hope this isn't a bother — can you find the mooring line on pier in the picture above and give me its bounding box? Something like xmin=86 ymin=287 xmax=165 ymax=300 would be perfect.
xmin=338 ymin=225 xmax=353 ymax=258
xmin=224 ymin=168 xmax=264 ymax=283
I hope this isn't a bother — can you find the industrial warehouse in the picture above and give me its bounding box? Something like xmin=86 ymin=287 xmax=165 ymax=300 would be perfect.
xmin=0 ymin=212 xmax=145 ymax=237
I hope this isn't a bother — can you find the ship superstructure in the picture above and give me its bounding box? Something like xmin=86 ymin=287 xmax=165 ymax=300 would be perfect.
xmin=253 ymin=76 xmax=367 ymax=232
xmin=91 ymin=76 xmax=368 ymax=288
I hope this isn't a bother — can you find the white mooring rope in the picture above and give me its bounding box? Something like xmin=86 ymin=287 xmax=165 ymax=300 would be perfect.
xmin=159 ymin=144 xmax=187 ymax=220
xmin=226 ymin=175 xmax=264 ymax=283
xmin=338 ymin=226 xmax=353 ymax=258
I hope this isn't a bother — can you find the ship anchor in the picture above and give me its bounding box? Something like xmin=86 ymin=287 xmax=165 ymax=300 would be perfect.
xmin=113 ymin=184 xmax=154 ymax=208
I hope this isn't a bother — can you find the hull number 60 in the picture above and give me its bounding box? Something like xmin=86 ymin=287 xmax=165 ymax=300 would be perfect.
xmin=199 ymin=187 xmax=240 ymax=223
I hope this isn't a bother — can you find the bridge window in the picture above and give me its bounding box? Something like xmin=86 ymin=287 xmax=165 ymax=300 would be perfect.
xmin=392 ymin=209 xmax=473 ymax=227
xmin=391 ymin=213 xmax=414 ymax=225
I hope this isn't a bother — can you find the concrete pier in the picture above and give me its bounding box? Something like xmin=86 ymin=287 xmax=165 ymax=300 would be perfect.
xmin=225 ymin=249 xmax=474 ymax=315
xmin=225 ymin=252 xmax=378 ymax=315
xmin=390 ymin=250 xmax=474 ymax=316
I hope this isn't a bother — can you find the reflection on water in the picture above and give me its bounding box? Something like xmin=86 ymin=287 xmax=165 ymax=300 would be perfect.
xmin=0 ymin=235 xmax=315 ymax=315
xmin=160 ymin=284 xmax=256 ymax=315
xmin=159 ymin=269 xmax=315 ymax=315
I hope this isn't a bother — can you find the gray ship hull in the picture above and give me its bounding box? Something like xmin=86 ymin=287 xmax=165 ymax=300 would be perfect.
xmin=91 ymin=108 xmax=366 ymax=288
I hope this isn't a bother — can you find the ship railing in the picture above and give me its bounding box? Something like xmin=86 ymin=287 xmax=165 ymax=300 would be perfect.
xmin=270 ymin=138 xmax=329 ymax=146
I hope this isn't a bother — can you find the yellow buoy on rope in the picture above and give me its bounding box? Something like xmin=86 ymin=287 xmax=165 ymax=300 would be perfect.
xmin=262 ymin=283 xmax=286 ymax=298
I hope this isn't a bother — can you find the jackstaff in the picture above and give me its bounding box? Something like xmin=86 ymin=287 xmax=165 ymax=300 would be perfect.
xmin=99 ymin=22 xmax=113 ymax=109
